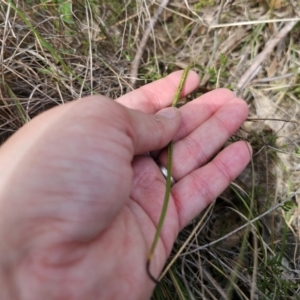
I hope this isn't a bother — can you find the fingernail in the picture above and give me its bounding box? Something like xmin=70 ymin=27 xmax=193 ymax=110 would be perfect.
xmin=156 ymin=107 xmax=179 ymax=119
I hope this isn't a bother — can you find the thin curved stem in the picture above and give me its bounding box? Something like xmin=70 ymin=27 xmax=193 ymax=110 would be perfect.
xmin=146 ymin=66 xmax=191 ymax=284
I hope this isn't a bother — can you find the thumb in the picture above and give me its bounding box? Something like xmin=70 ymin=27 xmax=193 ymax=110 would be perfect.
xmin=126 ymin=106 xmax=181 ymax=154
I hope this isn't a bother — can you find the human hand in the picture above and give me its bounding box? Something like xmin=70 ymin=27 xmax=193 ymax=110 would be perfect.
xmin=0 ymin=71 xmax=251 ymax=299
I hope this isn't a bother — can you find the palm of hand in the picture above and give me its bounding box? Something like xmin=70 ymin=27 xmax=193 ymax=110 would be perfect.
xmin=0 ymin=71 xmax=251 ymax=299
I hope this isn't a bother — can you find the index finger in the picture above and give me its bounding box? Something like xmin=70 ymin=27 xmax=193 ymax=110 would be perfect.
xmin=116 ymin=70 xmax=199 ymax=113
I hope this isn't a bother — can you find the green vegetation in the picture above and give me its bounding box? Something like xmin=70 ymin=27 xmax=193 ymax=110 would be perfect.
xmin=194 ymin=0 xmax=216 ymax=10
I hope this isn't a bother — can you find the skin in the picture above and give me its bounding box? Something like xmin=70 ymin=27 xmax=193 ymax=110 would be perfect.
xmin=0 ymin=71 xmax=251 ymax=299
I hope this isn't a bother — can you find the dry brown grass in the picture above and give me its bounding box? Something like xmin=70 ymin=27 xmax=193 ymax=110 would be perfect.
xmin=1 ymin=0 xmax=300 ymax=299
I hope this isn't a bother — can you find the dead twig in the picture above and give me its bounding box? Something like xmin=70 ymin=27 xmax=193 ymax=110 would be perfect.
xmin=236 ymin=20 xmax=298 ymax=92
xmin=128 ymin=0 xmax=170 ymax=91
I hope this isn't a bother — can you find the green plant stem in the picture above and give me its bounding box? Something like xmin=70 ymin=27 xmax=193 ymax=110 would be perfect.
xmin=146 ymin=66 xmax=191 ymax=284
xmin=8 ymin=0 xmax=93 ymax=93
